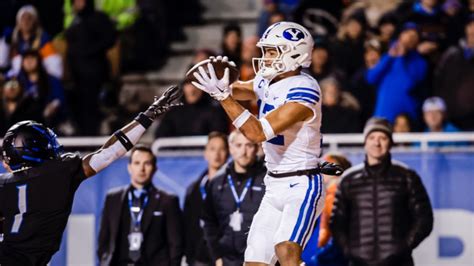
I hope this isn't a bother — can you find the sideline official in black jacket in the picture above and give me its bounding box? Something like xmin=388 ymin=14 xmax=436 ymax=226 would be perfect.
xmin=202 ymin=131 xmax=266 ymax=266
xmin=184 ymin=132 xmax=229 ymax=266
xmin=330 ymin=118 xmax=433 ymax=266
xmin=98 ymin=145 xmax=183 ymax=266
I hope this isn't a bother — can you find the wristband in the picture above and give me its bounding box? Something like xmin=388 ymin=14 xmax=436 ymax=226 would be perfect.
xmin=134 ymin=112 xmax=153 ymax=129
xmin=232 ymin=110 xmax=251 ymax=128
xmin=113 ymin=130 xmax=134 ymax=151
xmin=260 ymin=117 xmax=275 ymax=140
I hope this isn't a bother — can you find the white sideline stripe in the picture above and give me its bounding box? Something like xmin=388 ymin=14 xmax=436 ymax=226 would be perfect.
xmin=67 ymin=214 xmax=95 ymax=265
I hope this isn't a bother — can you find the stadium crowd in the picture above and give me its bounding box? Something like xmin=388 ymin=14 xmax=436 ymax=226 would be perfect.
xmin=0 ymin=0 xmax=473 ymax=138
xmin=0 ymin=0 xmax=199 ymax=136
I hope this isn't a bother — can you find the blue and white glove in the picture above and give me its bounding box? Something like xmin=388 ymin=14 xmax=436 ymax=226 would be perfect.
xmin=191 ymin=56 xmax=232 ymax=101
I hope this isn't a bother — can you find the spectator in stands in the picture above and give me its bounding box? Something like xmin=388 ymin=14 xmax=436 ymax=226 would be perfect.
xmin=0 ymin=79 xmax=43 ymax=135
xmin=341 ymin=0 xmax=400 ymax=29
xmin=191 ymin=49 xmax=217 ymax=66
xmin=0 ymin=5 xmax=63 ymax=78
xmin=257 ymin=0 xmax=302 ymax=36
xmin=331 ymin=9 xmax=367 ymax=79
xmin=311 ymin=153 xmax=351 ymax=266
xmin=331 ymin=117 xmax=433 ymax=266
xmin=423 ymin=97 xmax=459 ymax=133
xmin=237 ymin=36 xmax=261 ymax=115
xmin=442 ymin=0 xmax=465 ymax=46
xmin=306 ymin=38 xmax=346 ymax=85
xmin=268 ymin=10 xmax=286 ymax=25
xmin=97 ymin=0 xmax=139 ymax=31
xmin=421 ymin=97 xmax=468 ymax=147
xmin=155 ymin=82 xmax=228 ymax=137
xmin=376 ymin=11 xmax=399 ymax=52
xmin=98 ymin=145 xmax=183 ymax=266
xmin=65 ymin=0 xmax=117 ymax=135
xmin=434 ymin=15 xmax=474 ymax=130
xmin=469 ymin=0 xmax=474 ymax=13
xmin=398 ymin=0 xmax=449 ymax=49
xmin=367 ymin=22 xmax=428 ymax=123
xmin=393 ymin=113 xmax=413 ymax=133
xmin=202 ymin=131 xmax=266 ymax=266
xmin=184 ymin=132 xmax=229 ymax=266
xmin=221 ymin=23 xmax=242 ymax=68
xmin=17 ymin=50 xmax=65 ymax=128
xmin=350 ymin=39 xmax=381 ymax=125
xmin=320 ymin=77 xmax=361 ymax=133
xmin=240 ymin=36 xmax=260 ymax=81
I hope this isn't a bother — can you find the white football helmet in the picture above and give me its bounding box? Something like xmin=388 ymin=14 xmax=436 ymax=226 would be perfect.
xmin=253 ymin=21 xmax=314 ymax=80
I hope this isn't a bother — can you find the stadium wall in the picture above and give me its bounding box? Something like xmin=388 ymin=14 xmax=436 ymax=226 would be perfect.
xmin=35 ymin=151 xmax=474 ymax=266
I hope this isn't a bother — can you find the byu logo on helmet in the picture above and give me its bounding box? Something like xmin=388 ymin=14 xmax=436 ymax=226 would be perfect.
xmin=253 ymin=21 xmax=314 ymax=80
xmin=283 ymin=28 xmax=305 ymax=41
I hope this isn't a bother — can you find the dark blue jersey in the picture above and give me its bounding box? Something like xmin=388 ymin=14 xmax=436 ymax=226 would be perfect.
xmin=0 ymin=153 xmax=86 ymax=265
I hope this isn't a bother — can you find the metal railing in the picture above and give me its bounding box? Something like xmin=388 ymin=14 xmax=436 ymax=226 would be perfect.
xmin=151 ymin=132 xmax=474 ymax=155
xmin=1 ymin=132 xmax=473 ymax=156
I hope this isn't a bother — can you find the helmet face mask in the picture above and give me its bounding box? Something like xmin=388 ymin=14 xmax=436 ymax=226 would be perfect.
xmin=2 ymin=121 xmax=63 ymax=171
xmin=252 ymin=45 xmax=285 ymax=80
xmin=253 ymin=21 xmax=314 ymax=81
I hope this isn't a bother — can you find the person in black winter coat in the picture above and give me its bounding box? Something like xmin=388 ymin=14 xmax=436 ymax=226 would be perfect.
xmin=320 ymin=77 xmax=361 ymax=133
xmin=65 ymin=0 xmax=117 ymax=135
xmin=331 ymin=9 xmax=367 ymax=80
xmin=305 ymin=38 xmax=347 ymax=87
xmin=330 ymin=118 xmax=433 ymax=266
xmin=433 ymin=15 xmax=474 ymax=130
xmin=349 ymin=39 xmax=381 ymax=126
xmin=202 ymin=131 xmax=266 ymax=266
xmin=183 ymin=132 xmax=229 ymax=266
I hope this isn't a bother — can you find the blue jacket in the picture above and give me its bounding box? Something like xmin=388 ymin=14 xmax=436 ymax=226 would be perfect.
xmin=366 ymin=51 xmax=427 ymax=122
xmin=425 ymin=123 xmax=468 ymax=147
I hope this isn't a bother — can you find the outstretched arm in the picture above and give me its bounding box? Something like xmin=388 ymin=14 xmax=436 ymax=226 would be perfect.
xmin=81 ymin=85 xmax=182 ymax=177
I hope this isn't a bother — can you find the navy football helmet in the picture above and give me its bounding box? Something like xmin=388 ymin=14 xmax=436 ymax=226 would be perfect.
xmin=2 ymin=121 xmax=63 ymax=171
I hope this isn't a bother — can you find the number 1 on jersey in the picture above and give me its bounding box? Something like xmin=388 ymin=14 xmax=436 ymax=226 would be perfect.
xmin=11 ymin=184 xmax=27 ymax=233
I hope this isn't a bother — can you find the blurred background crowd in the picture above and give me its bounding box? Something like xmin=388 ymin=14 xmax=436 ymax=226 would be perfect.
xmin=0 ymin=0 xmax=473 ymax=140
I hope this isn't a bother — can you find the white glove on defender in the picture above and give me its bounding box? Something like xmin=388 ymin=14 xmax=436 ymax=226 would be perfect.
xmin=191 ymin=57 xmax=232 ymax=101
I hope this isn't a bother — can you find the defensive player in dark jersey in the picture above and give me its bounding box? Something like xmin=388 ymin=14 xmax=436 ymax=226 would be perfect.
xmin=0 ymin=85 xmax=182 ymax=266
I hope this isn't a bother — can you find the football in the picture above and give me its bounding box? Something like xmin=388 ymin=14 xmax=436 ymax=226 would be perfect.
xmin=185 ymin=58 xmax=240 ymax=84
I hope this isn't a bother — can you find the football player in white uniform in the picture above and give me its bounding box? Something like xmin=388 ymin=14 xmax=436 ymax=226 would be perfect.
xmin=192 ymin=21 xmax=337 ymax=266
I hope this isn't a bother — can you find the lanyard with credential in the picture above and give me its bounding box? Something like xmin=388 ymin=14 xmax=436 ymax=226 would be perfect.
xmin=227 ymin=175 xmax=252 ymax=210
xmin=199 ymin=175 xmax=209 ymax=200
xmin=128 ymin=191 xmax=149 ymax=230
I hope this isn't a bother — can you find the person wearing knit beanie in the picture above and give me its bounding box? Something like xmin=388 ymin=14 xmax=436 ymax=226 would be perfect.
xmin=363 ymin=117 xmax=393 ymax=165
xmin=363 ymin=117 xmax=393 ymax=144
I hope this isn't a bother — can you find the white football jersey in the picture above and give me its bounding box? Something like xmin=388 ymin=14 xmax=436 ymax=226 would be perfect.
xmin=253 ymin=72 xmax=322 ymax=172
